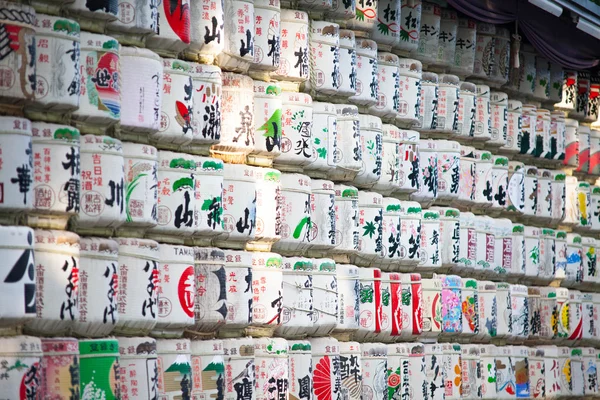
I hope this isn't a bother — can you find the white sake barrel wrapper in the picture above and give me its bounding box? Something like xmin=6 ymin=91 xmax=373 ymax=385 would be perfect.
xmin=434 ymin=75 xmax=460 ymax=135
xmin=118 ymin=337 xmax=159 ymax=400
xmin=210 ymin=72 xmax=254 ymax=164
xmin=432 ymin=8 xmax=457 ymax=70
xmin=337 ymin=30 xmax=357 ymax=98
xmin=473 ymin=85 xmax=491 ymax=142
xmin=28 ymin=15 xmax=80 ymax=118
xmin=107 ymin=0 xmax=158 ymax=45
xmin=582 ymin=292 xmax=595 ymax=343
xmin=0 ymin=226 xmax=36 ymax=334
xmin=420 ymin=276 xmax=441 ymax=339
xmin=501 ymin=100 xmax=522 ymax=154
xmin=118 ymin=47 xmax=163 ymax=138
xmin=331 ymin=184 xmax=359 ymax=256
xmin=354 ymin=267 xmax=382 ymax=340
xmin=186 ymin=0 xmax=224 ymax=63
xmin=523 ymin=226 xmax=541 ymax=281
xmin=411 ymin=2 xmax=439 ymax=65
xmin=489 ymin=156 xmax=509 ymax=213
xmin=271 ymin=10 xmax=309 ymax=86
xmin=0 ymin=2 xmax=36 ymax=108
xmin=549 ymin=62 xmax=564 ymax=104
xmin=145 ymin=0 xmax=191 ymax=57
xmin=273 ymin=92 xmax=313 ymax=171
xmin=440 ymin=275 xmax=462 ymax=337
xmin=222 ymin=338 xmax=255 ymax=400
xmin=508 ymin=284 xmax=529 ymax=341
xmin=492 ymin=218 xmax=512 ymax=276
xmin=582 ymin=236 xmax=599 ymax=287
xmin=478 ymin=345 xmax=496 ymax=399
xmin=310 ymin=258 xmax=337 ymax=337
xmin=354 ymin=191 xmax=383 ymax=266
xmin=472 ymin=150 xmax=493 ymax=210
xmin=156 ymin=338 xmax=193 ymax=400
xmin=395 ymin=129 xmax=419 ymax=195
xmin=309 ymin=338 xmax=341 ymax=400
xmin=190 ymin=339 xmax=225 ymax=400
xmin=327 ymin=0 xmax=356 ymax=19
xmin=190 ymin=64 xmax=222 ymax=155
xmin=117 ymin=143 xmax=158 ymax=237
xmin=534 ymin=56 xmax=551 ymax=101
xmin=288 ymin=341 xmax=313 ymax=400
xmin=305 ymin=102 xmax=338 ymax=178
xmin=583 ymin=348 xmax=599 ymax=396
xmin=415 ymin=72 xmax=438 ymax=132
xmin=0 ymin=336 xmax=42 ymax=398
xmin=406 ymin=343 xmax=426 ymax=397
xmin=575 ymin=71 xmax=592 ymax=121
xmin=527 ymin=286 xmax=541 ymax=340
xmin=471 ymin=22 xmax=494 ymax=81
xmin=28 ymin=123 xmax=80 ymax=230
xmin=213 ymin=164 xmax=257 ymax=248
xmin=249 ymin=81 xmax=282 ymax=167
xmin=571 ymin=348 xmax=586 ymax=397
xmin=338 ymin=342 xmax=361 ymax=400
xmin=418 ymin=209 xmax=441 ymax=271
xmin=392 ymin=0 xmax=422 ymax=56
xmin=454 ymin=81 xmax=476 ymax=140
xmin=251 ymin=0 xmax=281 ymax=74
xmin=460 ymin=278 xmax=478 ymax=337
xmin=490 ymin=28 xmax=510 ymax=86
xmin=354 ymin=114 xmax=382 ymax=189
xmin=556 ymin=346 xmax=573 ymax=396
xmin=271 ymin=173 xmax=311 ymax=255
xmin=505 ymin=346 xmax=529 ymax=399
xmin=538 ymin=287 xmax=558 ymax=341
xmin=373 ymin=125 xmax=401 ymax=195
xmin=71 ymin=33 xmax=120 ymax=134
xmin=453 ymin=146 xmax=475 ymax=208
xmin=534 ymin=109 xmax=552 ymax=159
xmin=360 ymin=344 xmax=387 ymax=400
xmin=410 ymin=139 xmax=437 ymax=207
xmin=521 ymin=165 xmax=538 ymax=220
xmin=386 ymin=343 xmax=408 ymax=400
xmin=489 ymin=92 xmax=508 ymax=147
xmin=434 ymin=140 xmax=460 ymax=203
xmin=248 ymin=167 xmax=281 ymax=251
xmin=424 ymin=343 xmax=444 ymax=399
xmin=380 ymin=198 xmax=402 ymax=267
xmin=220 ymin=251 xmax=254 ymax=336
xmin=441 ymin=343 xmax=462 ymax=399
xmin=38 ymin=337 xmax=79 ymax=399
xmin=152 ymin=244 xmax=195 ymax=337
xmin=460 ymin=345 xmax=481 ymax=400
xmin=369 ymin=53 xmax=400 ymax=121
xmin=576 ymin=181 xmax=592 ymax=231
xmin=475 ymin=281 xmax=496 ymax=341
xmin=247 ymin=251 xmax=283 ymax=337
xmin=192 ymin=247 xmax=226 ymax=333
xmin=505 ymin=161 xmax=525 ymax=216
xmin=430 ymin=207 xmax=459 ymax=270
xmin=254 ymin=338 xmax=289 ymax=400
xmin=450 ymin=18 xmax=476 ymax=77
xmin=395 ymin=59 xmax=421 ymax=129
xmin=333 ymin=264 xmax=359 ymax=335
xmin=329 ymin=105 xmax=362 ymax=182
xmin=308 ymin=180 xmax=336 ymax=251
xmin=25 ymin=230 xmax=79 ymax=336
xmin=373 ymin=272 xmax=402 ymax=341
xmin=397 ymin=201 xmax=421 ymax=269
xmin=554 ymin=231 xmax=568 ymax=282
xmin=65 ymin=0 xmax=118 ymax=29
xmin=218 ymin=0 xmax=255 ymax=72
xmin=115 ymin=237 xmax=160 ymax=335
xmin=371 ymin=0 xmax=400 ymax=50
xmin=518 ymin=104 xmax=537 ymax=157
xmin=151 ymin=59 xmax=194 ymax=148
xmin=73 ymin=237 xmax=119 ymax=337
xmin=348 ymin=39 xmax=378 ymax=107
xmin=276 ymin=257 xmax=313 ymax=338
xmin=456 ymin=212 xmax=475 ymax=272
xmin=565 ymin=233 xmax=583 ymax=287
xmin=568 ymin=290 xmax=584 ymax=342
xmin=191 ymin=156 xmax=225 ymax=244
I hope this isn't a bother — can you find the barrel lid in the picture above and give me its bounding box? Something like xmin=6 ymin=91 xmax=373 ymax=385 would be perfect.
xmin=461 ymin=345 xmax=480 ymax=357
xmin=478 ymin=344 xmax=496 ymax=356
xmin=280 ymin=9 xmax=308 ymax=23
xmin=377 ymin=52 xmax=399 ymax=66
xmin=189 ymin=63 xmax=222 ymax=81
xmin=442 ymin=275 xmax=461 ymax=288
xmin=508 ymin=161 xmax=525 ymax=172
xmin=358 ymin=191 xmax=383 ymax=207
xmin=223 ymin=250 xmax=253 ymax=267
xmin=569 ymin=290 xmax=582 ymax=300
xmin=339 ymin=29 xmax=355 ymax=48
xmin=555 ymin=287 xmax=569 ymax=298
xmin=508 ymin=99 xmax=522 ymax=111
xmin=223 ymin=163 xmax=256 ymax=182
xmin=334 ymin=184 xmax=358 ymax=199
xmin=159 ymin=244 xmax=194 ymax=264
xmin=476 ymin=85 xmax=490 ymax=96
xmin=477 ymin=280 xmax=496 ymax=291
xmin=490 ymin=92 xmax=508 ymax=103
xmin=398 ymin=200 xmax=421 ymax=216
xmin=42 ymin=338 xmax=79 ymax=355
xmin=281 ymin=256 xmax=313 ymax=271
xmin=338 ymin=341 xmax=360 ymax=353
xmin=524 ymin=165 xmax=538 ymax=176
xmin=361 ymin=343 xmax=387 ymax=357
xmin=432 ymin=207 xmax=460 ymax=220
xmin=222 ymin=72 xmax=254 ymax=88
xmin=156 ymin=338 xmax=191 ymax=355
xmin=510 ymin=284 xmax=528 ymax=295
xmin=80 ymin=135 xmax=123 ymax=155
xmin=439 ymin=74 xmax=459 ymax=86
xmin=194 ymin=247 xmax=225 ymax=264
xmin=538 ymin=286 xmax=556 ymax=297
xmin=381 ymin=124 xmax=400 ymax=141
xmin=591 ymin=128 xmax=600 ymax=138
xmin=419 ymin=139 xmax=436 ymax=151
xmin=309 ymin=337 xmax=339 ymax=355
xmin=0 ymin=226 xmax=34 ymax=249
xmin=398 ymin=58 xmax=422 ymax=75
xmin=582 ymin=236 xmax=596 ymax=246
xmin=565 ymin=118 xmax=579 ymax=128
xmin=524 ymin=225 xmax=541 ymax=236
xmin=282 ymin=91 xmax=312 ymax=105
xmin=313 ymin=257 xmax=335 ymax=272
xmin=510 ymin=346 xmax=529 ymax=358
xmin=400 ymin=273 xmax=421 ymax=284
xmin=280 ymin=172 xmax=311 ymax=192
xmin=383 ymin=197 xmax=401 ymax=214
xmin=312 ymin=101 xmax=337 ymax=115
xmin=79 ymin=338 xmax=119 ymax=357
xmin=459 ymin=81 xmax=476 ymax=93
xmin=311 ymin=179 xmax=335 ymax=192
xmin=35 ymin=14 xmax=80 ymax=39
xmin=474 ymin=149 xmax=492 ymax=161
xmin=254 ymin=337 xmax=288 ymax=357
xmin=555 ymin=230 xmax=567 ymax=240
xmin=355 ymin=39 xmax=377 ymax=57
xmin=254 ymin=167 xmax=281 ymax=184
xmin=398 ymin=129 xmax=419 ymax=142
xmin=460 ymin=211 xmax=475 ymax=225
xmin=422 ymin=72 xmax=438 ymax=83
xmin=552 ymin=171 xmax=566 ymax=181
xmin=579 ymin=181 xmax=590 ymax=189
xmin=557 ymin=346 xmax=571 ymax=357
xmin=118 ymin=237 xmax=159 ymax=260
xmin=442 ymin=343 xmax=461 ymax=353
xmin=122 ymin=142 xmax=157 ymax=160
xmin=423 ymin=343 xmax=442 ymax=356
xmin=254 ymin=81 xmax=281 ymax=97
xmin=310 ymin=21 xmax=340 ymax=45
xmin=538 ymin=168 xmax=552 ymax=179
xmin=358 ymin=114 xmax=382 ymax=131
xmin=335 ymin=104 xmax=359 ymax=118
xmin=80 ymin=237 xmax=118 ymax=259
xmin=288 ymin=340 xmax=311 ymax=353
xmin=194 ymin=156 xmax=224 ymax=175
xmin=435 ymin=139 xmax=460 ymax=152
xmin=79 ymin=32 xmax=119 ymax=52
xmin=118 ymin=337 xmax=157 ymax=358
xmin=0 ymin=336 xmax=42 ymax=357
xmin=421 ymin=277 xmax=441 ymax=290
xmin=477 ymin=22 xmax=495 ymax=35
xmin=0 ymin=116 xmax=32 ymax=136
xmin=34 ymin=229 xmax=80 ymax=254
xmin=251 ymin=251 xmax=282 ymax=269
xmin=528 ymin=287 xmax=540 ymax=296
xmin=120 ymin=46 xmax=160 ymax=60
xmin=190 ymin=339 xmax=223 ymax=356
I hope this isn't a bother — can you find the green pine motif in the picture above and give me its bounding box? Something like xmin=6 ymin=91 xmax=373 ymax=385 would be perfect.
xmin=293 ymin=216 xmax=311 ymax=239
xmin=202 ymin=160 xmax=223 ymax=170
xmin=400 ymin=29 xmax=410 ymax=42
xmin=377 ymin=22 xmax=390 ymax=35
xmin=258 ymin=109 xmax=282 ymax=141
xmin=169 ymin=158 xmax=196 ymax=170
xmin=530 ymin=245 xmax=540 ymax=265
xmin=172 ymin=177 xmax=194 ymax=192
xmin=54 ymin=127 xmax=80 ymax=140
xmin=477 ymin=260 xmax=490 ymax=269
xmin=356 ymin=8 xmax=365 ymax=21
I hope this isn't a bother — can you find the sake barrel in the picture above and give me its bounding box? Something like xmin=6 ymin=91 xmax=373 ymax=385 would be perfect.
xmin=309 ymin=338 xmax=342 ymax=400
xmin=156 ymin=338 xmax=193 ymax=400
xmin=473 ymin=150 xmax=493 ymax=209
xmin=557 ymin=346 xmax=573 ymax=396
xmin=276 ymin=257 xmax=313 ymax=337
xmin=304 ymin=102 xmax=338 ymax=178
xmin=593 ymin=186 xmax=600 ymax=232
xmin=510 ymin=223 xmax=525 ymax=278
xmin=415 ymin=72 xmax=438 ymax=132
xmin=534 ymin=56 xmax=551 ymax=101
xmin=396 ymin=129 xmax=419 ymax=195
xmin=0 ymin=336 xmax=41 ymax=397
xmin=274 ymin=92 xmax=313 ymax=170
xmin=309 ymin=180 xmax=336 ymax=250
xmin=192 ymin=247 xmax=227 ymax=333
xmin=395 ymin=59 xmax=421 ymax=128
xmin=147 ymin=151 xmax=198 ymax=241
xmin=190 ymin=156 xmax=225 ymax=243
xmin=393 ymin=0 xmax=422 ymax=55
xmin=305 ymin=21 xmax=340 ymax=97
xmin=354 ymin=191 xmax=384 ymax=266
xmin=527 ymin=286 xmax=541 ymax=340
xmin=369 ymin=53 xmax=401 ymax=120
xmin=328 ymin=0 xmax=356 ymax=20
xmin=539 ymin=347 xmax=559 ymax=398
xmin=338 ymin=342 xmax=362 ymax=400
xmin=29 ymin=15 xmax=80 ymax=115
xmin=582 ymin=292 xmax=595 ymax=343
xmin=594 ymin=294 xmax=600 ymax=343
xmin=590 ymin=128 xmax=600 ymax=175
xmin=516 ymin=44 xmax=537 ymax=97
xmin=471 ymin=23 xmax=494 ymax=81
xmin=551 ymin=171 xmax=566 ymax=225
xmin=577 ymin=124 xmax=591 ymax=173
xmin=489 ymin=92 xmax=508 ymax=147
xmin=518 ymin=104 xmax=537 ymax=157
xmin=418 ymin=209 xmax=441 ymax=271
xmin=251 ymin=0 xmax=281 ymax=73
xmin=337 ymin=30 xmax=357 ymax=98
xmin=298 ymin=0 xmax=332 ymax=11
xmin=381 ymin=198 xmax=403 ymax=266
xmin=432 ymin=276 xmax=459 ymax=336
xmin=288 ymin=341 xmax=312 ymax=400
xmin=374 ymin=272 xmax=402 ymax=340
xmin=329 ymin=105 xmax=362 ymax=182
xmin=511 ymin=346 xmax=531 ymax=398
xmin=556 ymin=288 xmax=570 ymax=341
xmin=501 ymin=100 xmax=522 ymax=153
xmin=248 ymin=81 xmax=282 ymax=166
xmin=571 ymin=348 xmax=586 ymax=396
xmin=441 ymin=343 xmax=461 ymax=399
xmin=213 ymin=163 xmax=257 ymax=248
xmin=386 ymin=343 xmax=408 ymax=400
xmin=254 ymin=338 xmax=288 ymax=400
xmin=247 ymin=167 xmax=281 ymax=251
xmin=563 ymin=176 xmax=579 ymax=226
xmin=118 ymin=143 xmax=158 ymax=236
xmin=190 ymin=64 xmax=222 ymax=154
xmin=72 ymin=33 xmax=120 ymax=133
xmin=476 ymin=281 xmax=496 ymax=340
xmin=411 ymin=2 xmax=440 ymax=65
xmin=66 ymin=0 xmax=117 ymax=25
xmin=549 ymin=63 xmax=564 ymax=103
xmin=564 ymin=118 xmax=580 ymax=167
xmin=79 ymin=338 xmax=119 ymax=400
xmin=491 ymin=346 xmax=514 ymax=400
xmin=461 ymin=278 xmax=479 ymax=337
xmin=332 ymin=184 xmax=359 ymax=255
xmin=404 ymin=343 xmax=426 ymax=396
xmin=494 ymin=283 xmax=511 ymax=338
xmin=534 ymin=108 xmax=552 ymax=158
xmin=400 ymin=273 xmax=423 ymax=337
xmin=118 ymin=337 xmax=158 ymax=400
xmin=333 ymin=264 xmax=360 ymax=333
xmin=308 ymin=258 xmax=337 ymax=337
xmin=73 ymin=238 xmax=119 ymax=337
xmin=491 ymin=218 xmax=512 ymax=276
xmin=210 ymin=73 xmax=254 ymax=164
xmin=25 ymin=230 xmax=79 ymax=336
xmin=115 ymin=237 xmax=160 ymax=335
xmin=583 ymin=237 xmax=598 ymax=286
xmin=479 ymin=345 xmax=497 ymax=399
xmin=455 ymin=81 xmax=477 ymax=138
xmin=557 ymin=71 xmax=579 ymax=113
xmin=145 ymin=0 xmax=191 ymax=56
xmin=345 ymin=0 xmax=378 ymax=32
xmin=272 ymin=10 xmax=309 ymax=84
xmin=489 ymin=156 xmax=509 ymax=211
xmin=432 ymin=8 xmax=457 ymax=69
xmin=0 ymin=2 xmax=36 ymax=106
xmin=107 ymin=0 xmax=158 ymax=43
xmin=0 ymin=226 xmax=36 ymax=334
xmin=576 ymin=181 xmax=592 ymax=231
xmin=360 ymin=344 xmax=387 ymax=400
xmin=554 ymin=231 xmax=568 ymax=281
xmin=521 ymin=165 xmax=538 ymax=219
xmin=450 ymin=18 xmax=476 ymax=77
xmin=509 ymin=285 xmax=529 ymax=341
xmin=118 ymin=48 xmax=162 ymax=137
xmin=220 ymin=250 xmax=253 ymax=334
xmin=435 ymin=140 xmax=460 ymax=203
xmin=372 ymin=124 xmax=401 ymax=195
xmin=354 ymin=114 xmax=382 ymax=188
xmin=434 ymin=75 xmax=459 ymax=134
xmin=491 ymin=28 xmax=510 ymax=85
xmin=410 ymin=139 xmax=437 ymax=206
xmin=354 ymin=267 xmax=382 ymax=340
xmin=348 ymin=39 xmax=378 ymax=107
xmin=372 ymin=0 xmax=401 ymax=50
xmin=583 ymin=347 xmax=598 ymax=396
xmin=575 ymin=71 xmax=592 ymax=121
xmin=565 ymin=233 xmax=583 ymax=287
xmin=453 ymin=145 xmax=475 ymax=208
xmin=222 ymin=339 xmax=256 ymax=399
xmin=523 ymin=226 xmax=541 ymax=281
xmin=538 ymin=287 xmax=557 ymax=340
xmin=271 ymin=173 xmax=311 ymax=254
xmin=473 ymin=85 xmax=492 ymax=142
xmin=186 ymin=0 xmax=224 ymax=63
xmin=461 ymin=345 xmax=481 ymax=400
xmin=420 ymin=276 xmax=441 ymax=339
xmin=536 ymin=169 xmax=553 ymax=224
xmin=247 ymin=251 xmax=283 ymax=336
xmin=39 ymin=338 xmax=79 ymax=399
xmin=397 ymin=200 xmax=421 ymax=268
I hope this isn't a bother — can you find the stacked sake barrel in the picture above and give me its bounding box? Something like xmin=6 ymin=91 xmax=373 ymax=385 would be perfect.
xmin=1 ymin=0 xmax=600 ymax=399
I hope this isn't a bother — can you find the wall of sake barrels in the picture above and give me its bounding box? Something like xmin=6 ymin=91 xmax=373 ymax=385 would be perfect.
xmin=4 ymin=0 xmax=600 ymax=398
